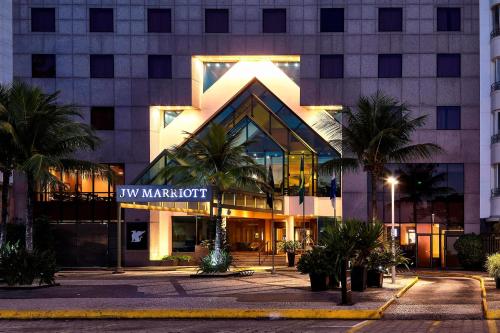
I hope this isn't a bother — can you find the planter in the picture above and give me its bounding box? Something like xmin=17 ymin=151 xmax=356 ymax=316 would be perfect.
xmin=328 ymin=274 xmax=340 ymax=289
xmin=178 ymin=260 xmax=192 ymax=266
xmin=496 ymin=277 xmax=500 ymax=289
xmin=367 ymin=269 xmax=384 ymax=288
xmin=194 ymin=245 xmax=209 ymax=263
xmin=287 ymin=252 xmax=296 ymax=267
xmin=309 ymin=273 xmax=328 ymax=291
xmin=351 ymin=266 xmax=367 ymax=291
xmin=160 ymin=259 xmax=178 ymax=266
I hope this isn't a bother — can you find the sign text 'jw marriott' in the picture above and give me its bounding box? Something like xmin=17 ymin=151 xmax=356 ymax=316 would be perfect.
xmin=116 ymin=185 xmax=211 ymax=203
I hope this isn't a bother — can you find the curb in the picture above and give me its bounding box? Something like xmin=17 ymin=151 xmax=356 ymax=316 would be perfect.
xmin=0 ymin=276 xmax=419 ymax=320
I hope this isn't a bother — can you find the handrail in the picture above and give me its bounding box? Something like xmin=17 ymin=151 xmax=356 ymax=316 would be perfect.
xmin=491 ymin=81 xmax=500 ymax=93
xmin=492 ymin=28 xmax=500 ymax=39
xmin=257 ymin=241 xmax=269 ymax=265
xmin=492 ymin=133 xmax=500 ymax=145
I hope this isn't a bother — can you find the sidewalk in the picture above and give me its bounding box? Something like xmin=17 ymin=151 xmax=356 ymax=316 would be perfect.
xmin=0 ymin=269 xmax=415 ymax=319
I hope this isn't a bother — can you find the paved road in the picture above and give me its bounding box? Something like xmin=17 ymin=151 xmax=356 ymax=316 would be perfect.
xmin=384 ymin=276 xmax=483 ymax=320
xmin=0 ymin=319 xmax=494 ymax=333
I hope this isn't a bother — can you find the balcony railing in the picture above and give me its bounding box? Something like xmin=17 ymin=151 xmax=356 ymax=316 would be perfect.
xmin=492 ymin=188 xmax=500 ymax=197
xmin=492 ymin=134 xmax=500 ymax=144
xmin=492 ymin=28 xmax=500 ymax=39
xmin=492 ymin=82 xmax=500 ymax=93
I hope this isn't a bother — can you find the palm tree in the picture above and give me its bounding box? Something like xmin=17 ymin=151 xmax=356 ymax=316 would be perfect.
xmin=159 ymin=124 xmax=268 ymax=270
xmin=0 ymin=81 xmax=107 ymax=252
xmin=396 ymin=163 xmax=450 ymax=224
xmin=321 ymin=91 xmax=442 ymax=222
xmin=0 ymin=84 xmax=12 ymax=247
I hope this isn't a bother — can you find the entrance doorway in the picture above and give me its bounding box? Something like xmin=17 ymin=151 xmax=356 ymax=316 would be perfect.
xmin=226 ymin=219 xmax=265 ymax=251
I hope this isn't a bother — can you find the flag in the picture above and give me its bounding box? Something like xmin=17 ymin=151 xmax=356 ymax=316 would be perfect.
xmin=266 ymin=165 xmax=274 ymax=209
xmin=330 ymin=172 xmax=337 ymax=207
xmin=298 ymin=156 xmax=305 ymax=205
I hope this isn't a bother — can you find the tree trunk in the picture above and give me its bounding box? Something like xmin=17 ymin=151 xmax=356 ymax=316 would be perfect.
xmin=0 ymin=168 xmax=11 ymax=247
xmin=25 ymin=173 xmax=35 ymax=253
xmin=213 ymin=191 xmax=224 ymax=263
xmin=369 ymin=171 xmax=378 ymax=223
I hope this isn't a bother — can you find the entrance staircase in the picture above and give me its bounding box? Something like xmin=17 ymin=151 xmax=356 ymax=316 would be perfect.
xmin=231 ymin=252 xmax=291 ymax=267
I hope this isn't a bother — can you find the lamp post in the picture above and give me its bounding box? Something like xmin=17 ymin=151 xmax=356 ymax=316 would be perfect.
xmin=387 ymin=176 xmax=398 ymax=284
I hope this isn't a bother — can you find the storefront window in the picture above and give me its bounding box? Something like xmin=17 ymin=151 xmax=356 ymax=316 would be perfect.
xmin=172 ymin=216 xmax=213 ymax=252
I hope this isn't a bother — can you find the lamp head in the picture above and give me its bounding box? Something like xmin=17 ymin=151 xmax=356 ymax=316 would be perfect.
xmin=387 ymin=176 xmax=399 ymax=185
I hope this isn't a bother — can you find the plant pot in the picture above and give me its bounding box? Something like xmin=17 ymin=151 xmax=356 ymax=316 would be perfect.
xmin=309 ymin=273 xmax=328 ymax=291
xmin=496 ymin=277 xmax=500 ymax=289
xmin=351 ymin=266 xmax=368 ymax=291
xmin=287 ymin=252 xmax=295 ymax=267
xmin=367 ymin=269 xmax=384 ymax=288
xmin=195 ymin=245 xmax=209 ymax=263
xmin=328 ymin=274 xmax=340 ymax=289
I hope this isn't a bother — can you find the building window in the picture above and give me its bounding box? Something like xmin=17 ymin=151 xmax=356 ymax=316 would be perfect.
xmin=378 ymin=54 xmax=402 ymax=78
xmin=379 ymin=8 xmax=403 ymax=32
xmin=493 ymin=5 xmax=500 ymax=37
xmin=320 ymin=55 xmax=343 ymax=79
xmin=91 ymin=107 xmax=114 ymax=130
xmin=148 ymin=55 xmax=172 ymax=79
xmin=89 ymin=8 xmax=114 ymax=32
xmin=437 ymin=8 xmax=461 ymax=31
xmin=148 ymin=8 xmax=171 ymax=33
xmin=164 ymin=111 xmax=181 ymax=127
xmin=31 ymin=8 xmax=55 ymax=32
xmin=437 ymin=54 xmax=461 ymax=77
xmin=205 ymin=9 xmax=229 ymax=33
xmin=437 ymin=106 xmax=461 ymax=130
xmin=263 ymin=9 xmax=286 ymax=33
xmin=320 ymin=8 xmax=344 ymax=32
xmin=90 ymin=55 xmax=114 ymax=78
xmin=32 ymin=54 xmax=55 ymax=78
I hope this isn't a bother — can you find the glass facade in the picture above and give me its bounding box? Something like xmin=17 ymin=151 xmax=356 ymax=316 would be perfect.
xmin=135 ymin=80 xmax=340 ymax=197
xmin=172 ymin=216 xmax=213 ymax=252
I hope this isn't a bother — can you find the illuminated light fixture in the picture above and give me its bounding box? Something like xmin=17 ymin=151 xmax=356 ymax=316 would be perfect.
xmin=294 ymin=63 xmax=299 ymax=67
xmin=215 ymin=63 xmax=220 ymax=67
xmin=225 ymin=63 xmax=230 ymax=67
xmin=194 ymin=55 xmax=300 ymax=63
xmin=304 ymin=105 xmax=343 ymax=111
xmin=284 ymin=63 xmax=289 ymax=67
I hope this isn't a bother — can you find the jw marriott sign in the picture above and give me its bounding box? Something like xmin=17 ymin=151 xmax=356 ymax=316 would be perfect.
xmin=116 ymin=185 xmax=212 ymax=203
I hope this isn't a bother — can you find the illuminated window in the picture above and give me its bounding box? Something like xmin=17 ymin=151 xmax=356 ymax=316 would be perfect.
xmin=164 ymin=110 xmax=181 ymax=127
xmin=203 ymin=62 xmax=234 ymax=91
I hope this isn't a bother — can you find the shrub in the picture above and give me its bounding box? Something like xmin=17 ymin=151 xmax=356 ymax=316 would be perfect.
xmin=278 ymin=240 xmax=302 ymax=253
xmin=486 ymin=253 xmax=500 ymax=278
xmin=454 ymin=233 xmax=485 ymax=270
xmin=367 ymin=244 xmax=409 ymax=272
xmin=297 ymin=246 xmax=332 ymax=276
xmin=0 ymin=242 xmax=57 ymax=286
xmin=199 ymin=250 xmax=232 ymax=273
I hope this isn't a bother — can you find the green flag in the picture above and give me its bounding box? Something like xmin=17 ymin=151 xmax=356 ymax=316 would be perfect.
xmin=299 ymin=156 xmax=305 ymax=205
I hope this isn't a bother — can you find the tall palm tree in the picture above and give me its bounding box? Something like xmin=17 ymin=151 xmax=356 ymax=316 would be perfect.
xmin=321 ymin=91 xmax=442 ymax=222
xmin=0 ymin=84 xmax=13 ymax=247
xmin=0 ymin=81 xmax=107 ymax=252
xmin=396 ymin=163 xmax=451 ymax=224
xmin=159 ymin=124 xmax=268 ymax=269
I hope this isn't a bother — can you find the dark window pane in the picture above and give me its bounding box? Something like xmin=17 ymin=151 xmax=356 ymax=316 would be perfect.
xmin=320 ymin=8 xmax=344 ymax=32
xmin=378 ymin=54 xmax=402 ymax=78
xmin=379 ymin=8 xmax=402 ymax=32
xmin=263 ymin=9 xmax=286 ymax=33
xmin=437 ymin=106 xmax=460 ymax=130
xmin=205 ymin=9 xmax=229 ymax=33
xmin=31 ymin=8 xmax=55 ymax=32
xmin=437 ymin=54 xmax=461 ymax=77
xmin=437 ymin=8 xmax=460 ymax=31
xmin=90 ymin=55 xmax=114 ymax=78
xmin=320 ymin=55 xmax=343 ymax=78
xmin=148 ymin=9 xmax=171 ymax=33
xmin=89 ymin=8 xmax=114 ymax=32
xmin=91 ymin=107 xmax=114 ymax=130
xmin=148 ymin=55 xmax=172 ymax=79
xmin=32 ymin=54 xmax=55 ymax=78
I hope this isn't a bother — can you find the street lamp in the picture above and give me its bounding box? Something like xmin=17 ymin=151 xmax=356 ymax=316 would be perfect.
xmin=387 ymin=176 xmax=399 ymax=284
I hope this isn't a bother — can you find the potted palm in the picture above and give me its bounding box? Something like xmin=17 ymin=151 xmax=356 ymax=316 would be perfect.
xmin=279 ymin=240 xmax=301 ymax=267
xmin=486 ymin=253 xmax=500 ymax=288
xmin=351 ymin=222 xmax=384 ymax=292
xmin=297 ymin=246 xmax=330 ymax=291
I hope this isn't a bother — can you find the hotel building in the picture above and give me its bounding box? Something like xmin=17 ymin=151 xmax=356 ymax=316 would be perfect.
xmin=2 ymin=1 xmax=479 ymax=268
